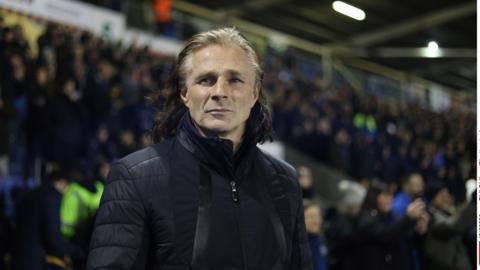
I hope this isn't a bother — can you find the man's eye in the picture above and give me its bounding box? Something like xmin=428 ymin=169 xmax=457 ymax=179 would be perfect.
xmin=198 ymin=78 xmax=212 ymax=85
xmin=230 ymin=78 xmax=243 ymax=84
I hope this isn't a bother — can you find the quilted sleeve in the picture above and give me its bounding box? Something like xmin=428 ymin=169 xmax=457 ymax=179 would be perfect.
xmin=289 ymin=177 xmax=313 ymax=270
xmin=86 ymin=161 xmax=148 ymax=270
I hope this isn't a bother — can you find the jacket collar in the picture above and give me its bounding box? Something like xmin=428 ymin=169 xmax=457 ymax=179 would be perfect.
xmin=177 ymin=112 xmax=257 ymax=180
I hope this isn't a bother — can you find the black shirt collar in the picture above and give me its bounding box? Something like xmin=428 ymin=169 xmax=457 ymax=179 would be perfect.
xmin=177 ymin=112 xmax=257 ymax=180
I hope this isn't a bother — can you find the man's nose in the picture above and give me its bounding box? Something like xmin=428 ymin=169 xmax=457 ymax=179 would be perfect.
xmin=211 ymin=78 xmax=229 ymax=100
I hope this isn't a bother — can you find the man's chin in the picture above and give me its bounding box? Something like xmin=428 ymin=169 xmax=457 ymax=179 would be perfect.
xmin=197 ymin=124 xmax=230 ymax=137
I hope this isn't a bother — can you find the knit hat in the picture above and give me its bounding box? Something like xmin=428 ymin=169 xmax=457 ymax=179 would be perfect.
xmin=424 ymin=181 xmax=447 ymax=202
xmin=337 ymin=180 xmax=366 ymax=207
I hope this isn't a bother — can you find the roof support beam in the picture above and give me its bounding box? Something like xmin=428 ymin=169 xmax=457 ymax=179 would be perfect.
xmin=434 ymin=73 xmax=476 ymax=90
xmin=324 ymin=46 xmax=476 ymax=58
xmin=259 ymin=14 xmax=343 ymax=42
xmin=412 ymin=61 xmax=476 ymax=89
xmin=348 ymin=2 xmax=476 ymax=46
xmin=220 ymin=0 xmax=288 ymax=17
xmin=281 ymin=4 xmax=335 ymax=26
xmin=370 ymin=47 xmax=476 ymax=58
xmin=172 ymin=0 xmax=471 ymax=94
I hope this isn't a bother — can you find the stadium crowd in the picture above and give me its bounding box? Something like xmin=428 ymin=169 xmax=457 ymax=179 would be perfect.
xmin=0 ymin=17 xmax=475 ymax=270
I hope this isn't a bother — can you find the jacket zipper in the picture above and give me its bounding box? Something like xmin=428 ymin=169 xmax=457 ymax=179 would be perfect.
xmin=230 ymin=179 xmax=247 ymax=270
xmin=230 ymin=181 xmax=239 ymax=203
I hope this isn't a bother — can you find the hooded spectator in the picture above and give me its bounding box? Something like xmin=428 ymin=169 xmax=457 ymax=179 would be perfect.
xmin=324 ymin=180 xmax=365 ymax=270
xmin=422 ymin=181 xmax=475 ymax=270
xmin=13 ymin=166 xmax=83 ymax=270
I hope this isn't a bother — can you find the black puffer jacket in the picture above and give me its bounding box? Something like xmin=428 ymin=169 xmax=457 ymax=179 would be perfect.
xmin=14 ymin=184 xmax=83 ymax=270
xmin=87 ymin=114 xmax=312 ymax=270
xmin=356 ymin=210 xmax=416 ymax=270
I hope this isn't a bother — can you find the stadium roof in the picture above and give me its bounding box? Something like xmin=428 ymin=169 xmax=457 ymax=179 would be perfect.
xmin=173 ymin=0 xmax=476 ymax=93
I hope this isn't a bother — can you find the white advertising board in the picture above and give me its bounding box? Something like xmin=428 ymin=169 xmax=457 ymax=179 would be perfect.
xmin=123 ymin=28 xmax=182 ymax=56
xmin=0 ymin=0 xmax=183 ymax=55
xmin=0 ymin=0 xmax=125 ymax=39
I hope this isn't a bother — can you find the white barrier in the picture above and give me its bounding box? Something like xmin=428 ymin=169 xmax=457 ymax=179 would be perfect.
xmin=0 ymin=0 xmax=184 ymax=55
xmin=0 ymin=0 xmax=125 ymax=40
xmin=123 ymin=28 xmax=182 ymax=56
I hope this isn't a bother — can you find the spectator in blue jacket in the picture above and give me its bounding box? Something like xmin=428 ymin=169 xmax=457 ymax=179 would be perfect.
xmin=392 ymin=173 xmax=425 ymax=218
xmin=304 ymin=201 xmax=329 ymax=270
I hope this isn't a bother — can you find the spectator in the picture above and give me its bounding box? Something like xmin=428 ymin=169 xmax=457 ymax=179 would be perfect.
xmin=422 ymin=182 xmax=475 ymax=270
xmin=357 ymin=182 xmax=428 ymax=270
xmin=304 ymin=201 xmax=328 ymax=270
xmin=46 ymin=78 xmax=88 ymax=166
xmin=392 ymin=173 xmax=425 ymax=218
xmin=84 ymin=59 xmax=116 ymax=128
xmin=330 ymin=128 xmax=352 ymax=173
xmin=60 ymin=164 xmax=106 ymax=269
xmin=87 ymin=124 xmax=118 ymax=164
xmin=116 ymin=129 xmax=137 ymax=157
xmin=0 ymin=78 xmax=16 ymax=177
xmin=463 ymin=179 xmax=476 ymax=267
xmin=324 ymin=180 xmax=365 ymax=270
xmin=298 ymin=165 xmax=315 ymax=199
xmin=153 ymin=0 xmax=174 ymax=37
xmin=139 ymin=131 xmax=154 ymax=148
xmin=25 ymin=65 xmax=52 ymax=173
xmin=13 ymin=166 xmax=83 ymax=270
xmin=392 ymin=173 xmax=427 ymax=270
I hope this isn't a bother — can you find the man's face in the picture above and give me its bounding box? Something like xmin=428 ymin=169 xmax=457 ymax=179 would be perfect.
xmin=181 ymin=44 xmax=259 ymax=140
xmin=377 ymin=191 xmax=393 ymax=214
xmin=304 ymin=205 xmax=322 ymax=234
xmin=432 ymin=188 xmax=453 ymax=210
xmin=298 ymin=166 xmax=313 ymax=189
xmin=406 ymin=174 xmax=424 ymax=198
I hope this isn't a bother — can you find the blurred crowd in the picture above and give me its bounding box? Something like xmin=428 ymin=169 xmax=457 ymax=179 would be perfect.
xmin=266 ymin=43 xmax=476 ymax=269
xmin=300 ymin=171 xmax=475 ymax=270
xmin=0 ymin=15 xmax=476 ymax=270
xmin=267 ymin=56 xmax=475 ymax=202
xmin=0 ymin=18 xmax=170 ymax=269
xmin=0 ymin=18 xmax=172 ymax=177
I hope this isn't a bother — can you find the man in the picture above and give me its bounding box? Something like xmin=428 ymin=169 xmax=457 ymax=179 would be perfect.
xmin=298 ymin=166 xmax=314 ymax=199
xmin=304 ymin=202 xmax=328 ymax=270
xmin=87 ymin=27 xmax=313 ymax=270
xmin=61 ymin=164 xmax=106 ymax=269
xmin=392 ymin=173 xmax=424 ymax=218
xmin=391 ymin=173 xmax=428 ymax=270
xmin=13 ymin=167 xmax=83 ymax=270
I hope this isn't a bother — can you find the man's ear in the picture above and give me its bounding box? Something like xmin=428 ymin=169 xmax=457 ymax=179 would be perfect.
xmin=180 ymin=87 xmax=189 ymax=105
xmin=251 ymin=84 xmax=260 ymax=108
